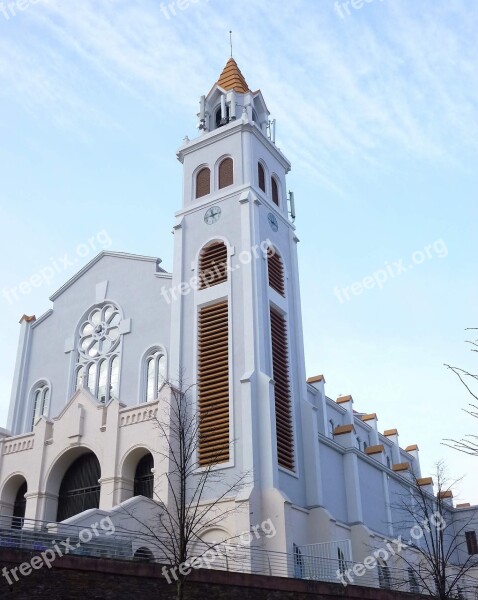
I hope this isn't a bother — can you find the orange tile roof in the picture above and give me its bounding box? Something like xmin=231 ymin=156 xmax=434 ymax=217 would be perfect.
xmin=384 ymin=429 xmax=398 ymax=436
xmin=216 ymin=58 xmax=250 ymax=93
xmin=307 ymin=374 xmax=325 ymax=384
xmin=365 ymin=444 xmax=384 ymax=455
xmin=438 ymin=490 xmax=453 ymax=499
xmin=392 ymin=462 xmax=410 ymax=472
xmin=336 ymin=395 xmax=353 ymax=404
xmin=417 ymin=477 xmax=433 ymax=486
xmin=333 ymin=424 xmax=354 ymax=436
xmin=362 ymin=413 xmax=377 ymax=422
xmin=405 ymin=444 xmax=419 ymax=452
xmin=19 ymin=314 xmax=36 ymax=324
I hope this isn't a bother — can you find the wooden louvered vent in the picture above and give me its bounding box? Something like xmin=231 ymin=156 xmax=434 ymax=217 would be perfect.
xmin=219 ymin=158 xmax=233 ymax=189
xmin=270 ymin=308 xmax=294 ymax=470
xmin=196 ymin=167 xmax=211 ymax=199
xmin=268 ymin=250 xmax=285 ymax=296
xmin=198 ymin=242 xmax=228 ymax=290
xmin=198 ymin=301 xmax=230 ymax=466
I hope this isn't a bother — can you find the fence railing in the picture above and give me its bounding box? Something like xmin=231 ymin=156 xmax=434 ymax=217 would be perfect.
xmin=0 ymin=516 xmax=477 ymax=598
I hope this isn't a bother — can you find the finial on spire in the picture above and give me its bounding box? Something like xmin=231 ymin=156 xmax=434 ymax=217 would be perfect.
xmin=229 ymin=30 xmax=233 ymax=57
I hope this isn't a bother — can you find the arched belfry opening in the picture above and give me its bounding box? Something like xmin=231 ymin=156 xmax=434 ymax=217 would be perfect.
xmin=57 ymin=452 xmax=101 ymax=521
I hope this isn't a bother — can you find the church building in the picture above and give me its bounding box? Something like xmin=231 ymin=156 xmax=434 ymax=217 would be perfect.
xmin=0 ymin=57 xmax=476 ymax=586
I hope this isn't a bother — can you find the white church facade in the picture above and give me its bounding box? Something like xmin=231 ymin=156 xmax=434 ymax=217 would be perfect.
xmin=0 ymin=57 xmax=476 ymax=587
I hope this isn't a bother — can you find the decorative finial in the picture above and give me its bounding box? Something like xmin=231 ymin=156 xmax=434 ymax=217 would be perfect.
xmin=229 ymin=30 xmax=233 ymax=57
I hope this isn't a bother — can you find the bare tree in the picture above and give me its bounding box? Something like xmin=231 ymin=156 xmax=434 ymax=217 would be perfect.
xmin=117 ymin=376 xmax=250 ymax=600
xmin=444 ymin=328 xmax=478 ymax=456
xmin=390 ymin=462 xmax=478 ymax=599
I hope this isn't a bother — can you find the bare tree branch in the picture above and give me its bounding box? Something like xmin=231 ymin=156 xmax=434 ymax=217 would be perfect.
xmin=115 ymin=374 xmax=250 ymax=600
xmin=443 ymin=329 xmax=478 ymax=456
xmin=388 ymin=462 xmax=478 ymax=600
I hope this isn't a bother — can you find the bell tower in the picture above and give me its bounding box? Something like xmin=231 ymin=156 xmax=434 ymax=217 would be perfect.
xmin=168 ymin=57 xmax=318 ymax=525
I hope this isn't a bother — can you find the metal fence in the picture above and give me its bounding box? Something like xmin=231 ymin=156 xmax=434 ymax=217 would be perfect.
xmin=0 ymin=516 xmax=133 ymax=561
xmin=0 ymin=516 xmax=477 ymax=598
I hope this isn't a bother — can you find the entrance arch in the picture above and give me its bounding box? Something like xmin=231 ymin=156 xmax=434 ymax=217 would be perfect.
xmin=0 ymin=474 xmax=28 ymax=529
xmin=57 ymin=452 xmax=101 ymax=521
xmin=120 ymin=447 xmax=154 ymax=502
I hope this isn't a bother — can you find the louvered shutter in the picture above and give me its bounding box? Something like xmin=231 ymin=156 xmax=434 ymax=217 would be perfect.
xmin=268 ymin=250 xmax=285 ymax=296
xmin=270 ymin=308 xmax=294 ymax=470
xmin=198 ymin=242 xmax=228 ymax=289
xmin=198 ymin=301 xmax=230 ymax=466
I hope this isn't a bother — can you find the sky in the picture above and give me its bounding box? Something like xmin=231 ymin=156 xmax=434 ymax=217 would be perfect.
xmin=0 ymin=0 xmax=477 ymax=503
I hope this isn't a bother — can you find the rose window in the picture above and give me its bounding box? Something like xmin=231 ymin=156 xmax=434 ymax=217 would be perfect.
xmin=79 ymin=304 xmax=121 ymax=358
xmin=74 ymin=302 xmax=123 ymax=403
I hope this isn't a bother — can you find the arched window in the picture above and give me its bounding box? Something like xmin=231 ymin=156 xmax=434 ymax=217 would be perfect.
xmin=12 ymin=481 xmax=27 ymax=530
xmin=143 ymin=349 xmax=166 ymax=403
xmin=386 ymin=456 xmax=391 ymax=469
xmin=196 ymin=167 xmax=211 ymax=199
xmin=258 ymin=163 xmax=266 ymax=192
xmin=198 ymin=242 xmax=228 ymax=289
xmin=377 ymin=558 xmax=391 ymax=589
xmin=408 ymin=568 xmax=419 ymax=593
xmin=218 ymin=157 xmax=233 ymax=189
xmin=31 ymin=383 xmax=50 ymax=430
xmin=57 ymin=453 xmax=101 ymax=522
xmin=356 ymin=436 xmax=361 ymax=450
xmin=110 ymin=355 xmax=120 ymax=399
xmin=74 ymin=302 xmax=122 ymax=404
xmin=271 ymin=177 xmax=280 ymax=206
xmin=293 ymin=544 xmax=305 ymax=578
xmin=134 ymin=547 xmax=154 ymax=562
xmin=267 ymin=248 xmax=285 ymax=296
xmin=338 ymin=548 xmax=347 ymax=576
xmin=134 ymin=454 xmax=154 ymax=499
xmin=328 ymin=420 xmax=335 ymax=438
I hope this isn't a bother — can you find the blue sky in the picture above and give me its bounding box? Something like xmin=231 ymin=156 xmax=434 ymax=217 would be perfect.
xmin=0 ymin=0 xmax=477 ymax=502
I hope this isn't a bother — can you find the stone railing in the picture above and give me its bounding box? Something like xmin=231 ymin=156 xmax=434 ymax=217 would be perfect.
xmin=119 ymin=401 xmax=159 ymax=428
xmin=2 ymin=434 xmax=34 ymax=455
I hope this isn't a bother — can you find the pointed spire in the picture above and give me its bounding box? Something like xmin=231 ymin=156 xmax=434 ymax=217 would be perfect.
xmin=216 ymin=58 xmax=250 ymax=94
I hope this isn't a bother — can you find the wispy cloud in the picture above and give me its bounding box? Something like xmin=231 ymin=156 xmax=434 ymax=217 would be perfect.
xmin=0 ymin=0 xmax=476 ymax=188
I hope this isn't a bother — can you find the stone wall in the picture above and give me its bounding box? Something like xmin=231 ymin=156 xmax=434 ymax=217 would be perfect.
xmin=0 ymin=548 xmax=421 ymax=600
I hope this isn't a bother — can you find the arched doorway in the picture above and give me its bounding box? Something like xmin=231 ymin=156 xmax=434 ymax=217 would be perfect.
xmin=12 ymin=481 xmax=27 ymax=529
xmin=57 ymin=453 xmax=101 ymax=521
xmin=0 ymin=475 xmax=28 ymax=529
xmin=134 ymin=454 xmax=154 ymax=499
